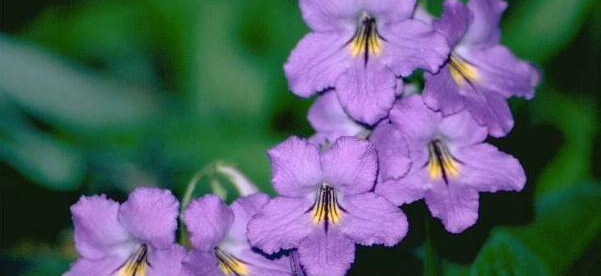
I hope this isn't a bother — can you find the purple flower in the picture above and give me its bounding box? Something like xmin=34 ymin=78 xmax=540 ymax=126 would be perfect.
xmin=182 ymin=194 xmax=295 ymax=276
xmin=285 ymin=0 xmax=449 ymax=124
xmin=423 ymin=0 xmax=540 ymax=137
xmin=373 ymin=95 xmax=526 ymax=233
xmin=247 ymin=137 xmax=407 ymax=276
xmin=64 ymin=187 xmax=186 ymax=276
xmin=308 ymin=91 xmax=368 ymax=145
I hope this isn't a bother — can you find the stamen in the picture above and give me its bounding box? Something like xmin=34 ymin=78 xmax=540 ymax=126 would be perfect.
xmin=215 ymin=248 xmax=249 ymax=276
xmin=116 ymin=244 xmax=150 ymax=276
xmin=349 ymin=13 xmax=383 ymax=64
xmin=307 ymin=184 xmax=346 ymax=232
xmin=449 ymin=54 xmax=479 ymax=86
xmin=427 ymin=140 xmax=460 ymax=184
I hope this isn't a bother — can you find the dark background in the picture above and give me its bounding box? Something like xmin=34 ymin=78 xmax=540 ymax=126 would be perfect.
xmin=1 ymin=0 xmax=600 ymax=275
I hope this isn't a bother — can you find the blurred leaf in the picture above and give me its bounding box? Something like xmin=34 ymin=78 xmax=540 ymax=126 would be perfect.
xmin=471 ymin=231 xmax=553 ymax=276
xmin=0 ymin=99 xmax=85 ymax=191
xmin=530 ymin=88 xmax=598 ymax=198
xmin=470 ymin=183 xmax=601 ymax=275
xmin=0 ymin=35 xmax=160 ymax=134
xmin=503 ymin=0 xmax=598 ymax=63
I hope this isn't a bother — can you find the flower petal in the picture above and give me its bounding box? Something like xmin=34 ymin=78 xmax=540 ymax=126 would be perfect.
xmin=370 ymin=122 xmax=411 ymax=181
xmin=247 ymin=197 xmax=314 ymax=254
xmin=376 ymin=169 xmax=430 ymax=206
xmin=423 ymin=65 xmax=466 ymax=116
xmin=308 ymin=91 xmax=365 ymax=144
xmin=335 ymin=61 xmax=397 ymax=124
xmin=118 ymin=187 xmax=179 ymax=249
xmin=462 ymin=45 xmax=539 ymax=99
xmin=268 ymin=137 xmax=323 ymax=197
xmin=227 ymin=193 xmax=270 ymax=246
xmin=299 ymin=0 xmax=361 ymax=32
xmin=363 ymin=0 xmax=417 ymax=23
xmin=321 ymin=137 xmax=377 ymax=195
xmin=340 ymin=193 xmax=407 ymax=246
xmin=434 ymin=0 xmax=472 ymax=47
xmin=462 ymin=86 xmax=514 ymax=137
xmin=184 ymin=195 xmax=234 ymax=251
xmin=182 ymin=250 xmax=222 ymax=276
xmin=298 ymin=231 xmax=355 ymax=276
xmin=461 ymin=0 xmax=507 ymax=47
xmin=63 ymin=255 xmax=125 ymax=276
xmin=456 ymin=143 xmax=526 ymax=193
xmin=284 ymin=32 xmax=353 ymax=97
xmin=425 ymin=184 xmax=479 ymax=233
xmin=147 ymin=245 xmax=188 ymax=276
xmin=71 ymin=195 xmax=131 ymax=260
xmin=380 ymin=19 xmax=449 ymax=76
xmin=390 ymin=95 xmax=441 ymax=149
xmin=439 ymin=110 xmax=487 ymax=147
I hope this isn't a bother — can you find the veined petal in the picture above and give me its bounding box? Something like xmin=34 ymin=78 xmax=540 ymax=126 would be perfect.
xmin=71 ymin=195 xmax=131 ymax=260
xmin=423 ymin=65 xmax=467 ymax=116
xmin=227 ymin=194 xmax=270 ymax=246
xmin=284 ymin=32 xmax=353 ymax=97
xmin=182 ymin=250 xmax=222 ymax=276
xmin=247 ymin=197 xmax=314 ymax=254
xmin=380 ymin=19 xmax=449 ymax=76
xmin=320 ymin=137 xmax=377 ymax=195
xmin=434 ymin=0 xmax=472 ymax=47
xmin=298 ymin=231 xmax=355 ymax=276
xmin=376 ymin=169 xmax=430 ymax=206
xmin=184 ymin=195 xmax=234 ymax=251
xmin=299 ymin=0 xmax=361 ymax=32
xmin=147 ymin=245 xmax=188 ymax=276
xmin=455 ymin=143 xmax=526 ymax=193
xmin=460 ymin=45 xmax=539 ymax=99
xmin=439 ymin=110 xmax=487 ymax=147
xmin=63 ymin=255 xmax=125 ymax=276
xmin=390 ymin=95 xmax=441 ymax=150
xmin=462 ymin=86 xmax=514 ymax=137
xmin=340 ymin=193 xmax=407 ymax=246
xmin=461 ymin=0 xmax=507 ymax=48
xmin=363 ymin=0 xmax=417 ymax=23
xmin=335 ymin=61 xmax=397 ymax=124
xmin=370 ymin=122 xmax=411 ymax=181
xmin=118 ymin=187 xmax=179 ymax=250
xmin=425 ymin=184 xmax=479 ymax=233
xmin=308 ymin=91 xmax=366 ymax=144
xmin=268 ymin=137 xmax=323 ymax=197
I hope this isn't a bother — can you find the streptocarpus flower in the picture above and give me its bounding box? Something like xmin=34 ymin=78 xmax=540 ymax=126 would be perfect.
xmin=285 ymin=0 xmax=449 ymax=124
xmin=423 ymin=0 xmax=540 ymax=137
xmin=248 ymin=136 xmax=407 ymax=276
xmin=64 ymin=187 xmax=186 ymax=276
xmin=182 ymin=194 xmax=296 ymax=276
xmin=373 ymin=95 xmax=526 ymax=233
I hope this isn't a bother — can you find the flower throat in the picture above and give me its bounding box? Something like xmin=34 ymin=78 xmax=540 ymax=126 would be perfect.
xmin=349 ymin=13 xmax=383 ymax=65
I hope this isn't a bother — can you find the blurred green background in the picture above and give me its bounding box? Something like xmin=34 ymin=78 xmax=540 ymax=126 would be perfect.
xmin=0 ymin=0 xmax=599 ymax=275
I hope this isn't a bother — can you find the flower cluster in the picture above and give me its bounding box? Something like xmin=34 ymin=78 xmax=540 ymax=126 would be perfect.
xmin=64 ymin=0 xmax=539 ymax=275
xmin=65 ymin=187 xmax=303 ymax=276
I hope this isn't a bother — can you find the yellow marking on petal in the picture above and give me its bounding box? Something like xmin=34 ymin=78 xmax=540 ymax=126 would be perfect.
xmin=311 ymin=185 xmax=344 ymax=226
xmin=449 ymin=56 xmax=479 ymax=86
xmin=116 ymin=245 xmax=150 ymax=276
xmin=427 ymin=140 xmax=460 ymax=182
xmin=216 ymin=248 xmax=249 ymax=276
xmin=349 ymin=15 xmax=382 ymax=59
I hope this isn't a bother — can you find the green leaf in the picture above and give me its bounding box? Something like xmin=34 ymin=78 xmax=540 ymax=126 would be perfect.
xmin=0 ymin=101 xmax=85 ymax=191
xmin=0 ymin=35 xmax=160 ymax=134
xmin=470 ymin=183 xmax=601 ymax=275
xmin=530 ymin=88 xmax=598 ymax=199
xmin=503 ymin=0 xmax=598 ymax=63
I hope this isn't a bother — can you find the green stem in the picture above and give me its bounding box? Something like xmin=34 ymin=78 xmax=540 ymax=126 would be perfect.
xmin=424 ymin=218 xmax=442 ymax=276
